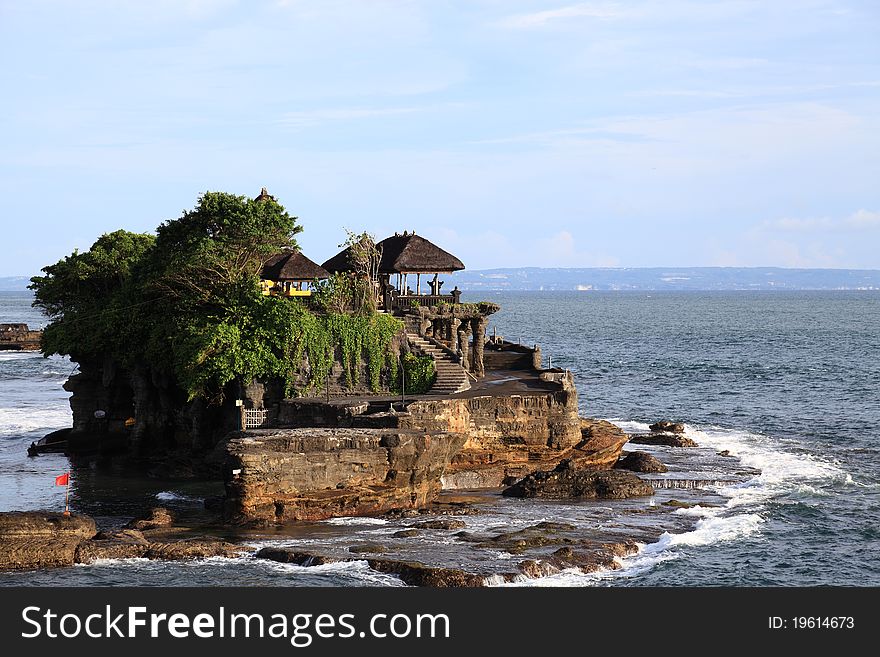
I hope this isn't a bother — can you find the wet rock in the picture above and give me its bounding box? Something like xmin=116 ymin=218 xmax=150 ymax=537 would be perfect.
xmin=482 ymin=522 xmax=578 ymax=554
xmin=629 ymin=432 xmax=698 ymax=448
xmin=75 ymin=539 xmax=149 ymax=563
xmin=649 ymin=421 xmax=685 ymax=434
xmin=615 ymin=451 xmax=668 ymax=473
xmin=125 ymin=507 xmax=174 ymax=530
xmin=254 ymin=546 xmax=488 ymax=586
xmin=517 ymin=540 xmax=640 ymax=578
xmin=75 ymin=527 xmax=151 ymax=562
xmin=255 ymin=547 xmax=338 ymax=566
xmin=366 ymin=559 xmax=486 ymax=587
xmin=95 ymin=529 xmax=148 ymax=543
xmin=411 ymin=519 xmax=466 ymax=530
xmin=718 ymin=450 xmax=734 ymax=457
xmin=0 ymin=512 xmax=97 ymax=570
xmin=348 ymin=543 xmax=388 ymax=554
xmin=393 ymin=529 xmax=422 ymax=538
xmin=145 ymin=540 xmax=245 ymax=561
xmin=502 ymin=460 xmax=655 ymax=500
xmin=662 ymin=499 xmax=695 ymax=509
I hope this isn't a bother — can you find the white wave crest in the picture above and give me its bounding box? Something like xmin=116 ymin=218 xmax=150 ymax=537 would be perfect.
xmin=324 ymin=517 xmax=388 ymax=526
xmin=155 ymin=491 xmax=203 ymax=503
xmin=0 ymin=406 xmax=71 ymax=437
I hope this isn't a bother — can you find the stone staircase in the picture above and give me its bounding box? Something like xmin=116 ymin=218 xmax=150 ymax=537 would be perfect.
xmin=406 ymin=332 xmax=471 ymax=396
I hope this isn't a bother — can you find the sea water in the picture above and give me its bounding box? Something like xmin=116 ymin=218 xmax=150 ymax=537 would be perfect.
xmin=1 ymin=290 xmax=878 ymax=586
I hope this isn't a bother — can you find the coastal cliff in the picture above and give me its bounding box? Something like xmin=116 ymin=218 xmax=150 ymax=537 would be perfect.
xmin=224 ymin=428 xmax=467 ymax=523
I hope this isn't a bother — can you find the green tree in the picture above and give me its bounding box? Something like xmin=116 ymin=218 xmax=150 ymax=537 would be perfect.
xmin=30 ymin=191 xmax=404 ymax=405
xmin=30 ymin=230 xmax=155 ymax=360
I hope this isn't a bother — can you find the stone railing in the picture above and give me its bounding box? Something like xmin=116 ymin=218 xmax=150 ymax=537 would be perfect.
xmin=391 ymin=290 xmax=461 ymax=311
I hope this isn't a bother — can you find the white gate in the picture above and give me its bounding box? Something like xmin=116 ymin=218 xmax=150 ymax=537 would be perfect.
xmin=244 ymin=408 xmax=269 ymax=429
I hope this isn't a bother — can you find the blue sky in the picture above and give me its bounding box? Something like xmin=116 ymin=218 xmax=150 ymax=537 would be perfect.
xmin=2 ymin=0 xmax=879 ymax=275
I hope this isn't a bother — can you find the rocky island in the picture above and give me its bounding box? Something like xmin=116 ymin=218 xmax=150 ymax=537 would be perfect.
xmin=3 ymin=189 xmax=753 ymax=584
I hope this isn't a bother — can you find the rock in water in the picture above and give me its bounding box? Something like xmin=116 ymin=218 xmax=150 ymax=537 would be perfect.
xmin=615 ymin=451 xmax=668 ymax=473
xmin=0 ymin=512 xmax=97 ymax=570
xmin=572 ymin=419 xmax=631 ymax=469
xmin=124 ymin=507 xmax=174 ymax=530
xmin=629 ymin=433 xmax=698 ymax=447
xmin=502 ymin=460 xmax=654 ymax=499
xmin=649 ymin=421 xmax=685 ymax=434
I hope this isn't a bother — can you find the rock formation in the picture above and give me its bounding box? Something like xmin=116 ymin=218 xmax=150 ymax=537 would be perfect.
xmin=649 ymin=420 xmax=685 ymax=433
xmin=0 ymin=512 xmax=96 ymax=570
xmin=0 ymin=323 xmax=41 ymax=351
xmin=223 ymin=428 xmax=467 ymax=523
xmin=502 ymin=459 xmax=655 ymax=499
xmin=0 ymin=511 xmax=247 ymax=570
xmin=615 ymin=450 xmax=668 ymax=473
xmin=629 ymin=432 xmax=698 ymax=447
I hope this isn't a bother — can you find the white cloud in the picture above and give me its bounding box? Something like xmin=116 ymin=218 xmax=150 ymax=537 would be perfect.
xmin=846 ymin=209 xmax=880 ymax=229
xmin=761 ymin=210 xmax=880 ymax=233
xmin=534 ymin=230 xmax=620 ymax=267
xmin=497 ymin=2 xmax=638 ymax=29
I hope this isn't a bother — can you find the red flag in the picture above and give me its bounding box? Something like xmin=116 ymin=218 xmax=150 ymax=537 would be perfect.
xmin=55 ymin=472 xmax=69 ymax=486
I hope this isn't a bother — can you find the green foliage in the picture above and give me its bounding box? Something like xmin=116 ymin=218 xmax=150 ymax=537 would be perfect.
xmin=30 ymin=230 xmax=156 ymax=360
xmin=314 ymin=230 xmax=381 ymax=315
xmin=323 ymin=312 xmax=402 ymax=391
xmin=395 ymin=353 xmax=435 ymax=395
xmin=30 ymin=191 xmax=405 ymax=402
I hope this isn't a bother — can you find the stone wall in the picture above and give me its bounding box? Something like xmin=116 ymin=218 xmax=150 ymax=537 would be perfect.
xmin=482 ymin=342 xmax=542 ymax=371
xmin=398 ymin=371 xmax=583 ymax=488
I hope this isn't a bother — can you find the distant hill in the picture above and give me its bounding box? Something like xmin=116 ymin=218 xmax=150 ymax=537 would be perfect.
xmin=0 ymin=277 xmax=32 ymax=292
xmin=445 ymin=267 xmax=880 ymax=291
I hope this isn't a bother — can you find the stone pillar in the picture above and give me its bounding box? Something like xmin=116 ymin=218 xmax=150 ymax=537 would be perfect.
xmin=471 ymin=318 xmax=487 ymax=378
xmin=448 ymin=318 xmax=460 ymax=352
xmin=458 ymin=328 xmax=470 ymax=371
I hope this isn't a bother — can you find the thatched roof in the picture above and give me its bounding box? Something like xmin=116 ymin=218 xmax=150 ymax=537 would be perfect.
xmin=322 ymin=232 xmax=465 ymax=274
xmin=261 ymin=250 xmax=330 ymax=281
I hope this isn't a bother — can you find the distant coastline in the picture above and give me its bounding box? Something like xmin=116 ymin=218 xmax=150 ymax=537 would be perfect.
xmin=446 ymin=266 xmax=880 ymax=291
xmin=4 ymin=267 xmax=880 ymax=293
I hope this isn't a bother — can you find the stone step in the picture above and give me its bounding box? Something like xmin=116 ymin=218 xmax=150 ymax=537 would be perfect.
xmin=405 ymin=330 xmax=470 ymax=396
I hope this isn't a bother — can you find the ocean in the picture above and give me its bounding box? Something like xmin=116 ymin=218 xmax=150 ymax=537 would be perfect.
xmin=1 ymin=290 xmax=878 ymax=586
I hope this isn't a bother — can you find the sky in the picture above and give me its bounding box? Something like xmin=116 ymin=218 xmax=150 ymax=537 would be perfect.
xmin=1 ymin=0 xmax=879 ymax=275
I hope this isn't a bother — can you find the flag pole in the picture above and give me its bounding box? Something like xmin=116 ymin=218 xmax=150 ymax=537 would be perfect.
xmin=63 ymin=472 xmax=70 ymax=517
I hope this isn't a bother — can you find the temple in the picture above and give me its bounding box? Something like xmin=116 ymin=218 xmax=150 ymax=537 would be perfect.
xmin=322 ymin=231 xmax=464 ymax=311
xmin=320 ymin=230 xmax=498 ymax=382
xmin=259 ymin=249 xmax=329 ymax=297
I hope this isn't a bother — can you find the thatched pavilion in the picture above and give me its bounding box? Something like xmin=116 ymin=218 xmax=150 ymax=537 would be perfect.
xmin=322 ymin=231 xmax=464 ymax=310
xmin=260 ymin=249 xmax=330 ymax=297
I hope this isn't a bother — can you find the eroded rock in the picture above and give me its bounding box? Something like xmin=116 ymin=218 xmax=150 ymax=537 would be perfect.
xmin=411 ymin=519 xmax=466 ymax=530
xmin=649 ymin=421 xmax=685 ymax=433
xmin=0 ymin=512 xmax=97 ymax=570
xmin=502 ymin=460 xmax=655 ymax=500
xmin=629 ymin=433 xmax=698 ymax=448
xmin=125 ymin=507 xmax=174 ymax=530
xmin=224 ymin=428 xmax=467 ymax=523
xmin=615 ymin=451 xmax=668 ymax=473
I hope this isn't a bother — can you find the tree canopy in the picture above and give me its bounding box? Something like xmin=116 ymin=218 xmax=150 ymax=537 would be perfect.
xmin=30 ymin=191 xmax=410 ymax=402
